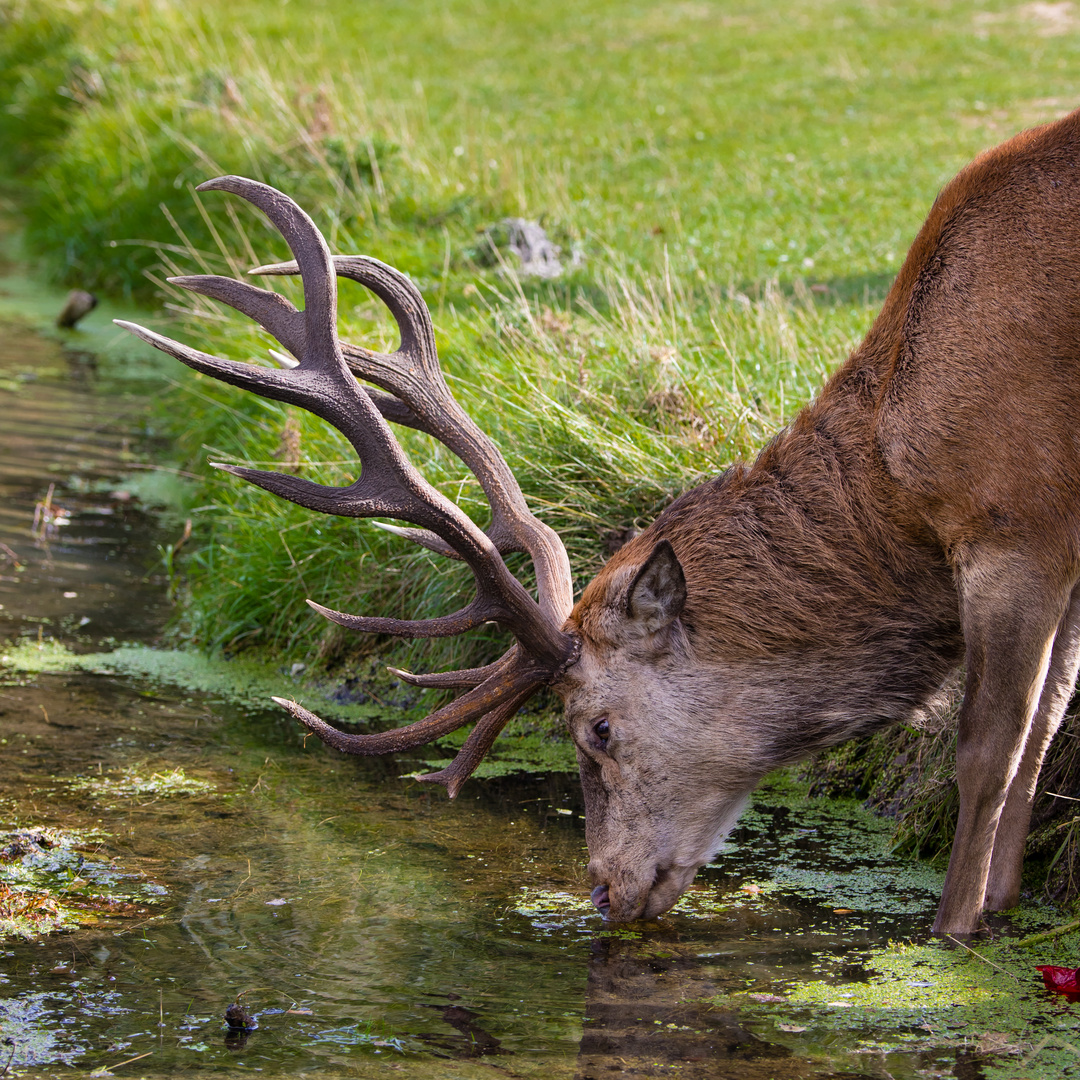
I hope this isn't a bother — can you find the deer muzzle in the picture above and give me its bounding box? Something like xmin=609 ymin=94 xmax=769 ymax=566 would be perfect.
xmin=588 ymin=858 xmax=701 ymax=921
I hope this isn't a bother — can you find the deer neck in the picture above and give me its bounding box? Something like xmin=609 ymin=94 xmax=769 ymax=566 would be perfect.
xmin=641 ymin=364 xmax=964 ymax=747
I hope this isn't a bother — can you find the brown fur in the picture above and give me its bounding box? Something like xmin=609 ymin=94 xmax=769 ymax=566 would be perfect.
xmin=556 ymin=108 xmax=1080 ymax=933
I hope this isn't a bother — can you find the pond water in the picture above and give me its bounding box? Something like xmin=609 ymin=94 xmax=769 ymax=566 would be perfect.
xmin=2 ymin=313 xmax=1080 ymax=1079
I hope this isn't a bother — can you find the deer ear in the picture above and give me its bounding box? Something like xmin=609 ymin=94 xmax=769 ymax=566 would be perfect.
xmin=626 ymin=540 xmax=686 ymax=632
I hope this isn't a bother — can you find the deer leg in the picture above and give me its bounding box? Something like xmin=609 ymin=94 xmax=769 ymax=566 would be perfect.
xmin=983 ymin=582 xmax=1080 ymax=912
xmin=932 ymin=557 xmax=1074 ymax=935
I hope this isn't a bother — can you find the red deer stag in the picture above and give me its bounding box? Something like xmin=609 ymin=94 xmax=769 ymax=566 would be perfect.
xmin=119 ymin=109 xmax=1080 ymax=935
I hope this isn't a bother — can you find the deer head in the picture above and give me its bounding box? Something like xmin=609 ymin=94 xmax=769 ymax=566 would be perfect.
xmin=120 ymin=178 xmax=779 ymax=923
xmin=557 ymin=538 xmax=758 ymax=919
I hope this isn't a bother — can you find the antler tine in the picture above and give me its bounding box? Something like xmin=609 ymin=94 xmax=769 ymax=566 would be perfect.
xmin=370 ymin=519 xmax=458 ymax=561
xmin=251 ymin=255 xmax=574 ymax=628
xmin=168 ymin=274 xmax=305 ymax=360
xmin=197 ymin=177 xmax=337 ymax=349
xmin=269 ymin=655 xmax=545 ymax=770
xmin=388 ymin=653 xmax=511 ymax=690
xmin=416 ymin=689 xmax=535 ymax=798
xmin=306 ymin=597 xmax=499 ymax=640
xmin=118 ymin=177 xmax=582 ymax=793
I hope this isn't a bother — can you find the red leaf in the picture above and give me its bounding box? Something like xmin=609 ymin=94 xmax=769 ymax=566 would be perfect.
xmin=1036 ymin=965 xmax=1080 ymax=994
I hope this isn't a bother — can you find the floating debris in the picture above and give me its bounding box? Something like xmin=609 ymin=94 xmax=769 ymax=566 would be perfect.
xmin=1036 ymin=964 xmax=1080 ymax=999
xmin=224 ymin=1001 xmax=257 ymax=1032
xmin=65 ymin=766 xmax=217 ymax=806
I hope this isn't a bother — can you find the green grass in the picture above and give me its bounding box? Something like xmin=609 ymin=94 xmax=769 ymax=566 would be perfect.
xmin=8 ymin=0 xmax=1080 ymax=294
xmin=4 ymin=1 xmax=1080 ymax=792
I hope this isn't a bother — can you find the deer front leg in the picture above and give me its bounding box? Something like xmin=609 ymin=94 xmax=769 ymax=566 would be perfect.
xmin=932 ymin=557 xmax=1074 ymax=936
xmin=983 ymin=583 xmax=1080 ymax=912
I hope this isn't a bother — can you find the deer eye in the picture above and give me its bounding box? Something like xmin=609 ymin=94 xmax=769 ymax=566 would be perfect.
xmin=593 ymin=718 xmax=610 ymax=746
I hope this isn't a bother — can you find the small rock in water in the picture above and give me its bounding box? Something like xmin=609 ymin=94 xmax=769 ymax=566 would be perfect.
xmin=224 ymin=1001 xmax=257 ymax=1031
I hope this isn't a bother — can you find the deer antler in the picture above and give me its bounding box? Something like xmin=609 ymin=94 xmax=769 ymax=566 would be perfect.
xmin=116 ymin=176 xmax=579 ymax=796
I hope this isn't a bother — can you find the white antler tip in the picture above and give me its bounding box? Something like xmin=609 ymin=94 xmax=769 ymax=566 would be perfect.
xmin=371 ymin=520 xmax=408 ymax=537
xmin=268 ymin=348 xmax=299 ymax=369
xmin=248 ymin=261 xmax=299 ymax=277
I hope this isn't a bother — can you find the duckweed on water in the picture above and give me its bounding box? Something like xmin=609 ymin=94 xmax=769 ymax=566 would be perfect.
xmin=1 ymin=639 xmax=579 ymax=777
xmin=511 ymin=886 xmax=596 ymax=926
xmin=1 ymin=640 xmax=347 ymax=715
xmin=728 ymin=778 xmax=947 ymax=916
xmin=713 ymin=936 xmax=1080 ymax=1078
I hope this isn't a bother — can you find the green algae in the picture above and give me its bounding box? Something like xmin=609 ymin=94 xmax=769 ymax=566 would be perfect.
xmin=0 ymin=639 xmax=383 ymax=721
xmin=512 ymin=886 xmax=596 ymax=925
xmin=0 ymin=638 xmax=579 ymax=777
xmin=730 ymin=774 xmax=947 ymax=917
xmin=709 ymin=936 xmax=1080 ymax=1079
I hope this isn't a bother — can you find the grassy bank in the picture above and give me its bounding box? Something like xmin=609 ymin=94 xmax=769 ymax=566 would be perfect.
xmin=4 ymin=0 xmax=1080 ymax=860
xmin=6 ymin=0 xmax=1077 ymax=663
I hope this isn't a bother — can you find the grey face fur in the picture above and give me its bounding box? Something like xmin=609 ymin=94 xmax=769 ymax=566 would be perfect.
xmin=557 ymin=542 xmax=759 ymax=920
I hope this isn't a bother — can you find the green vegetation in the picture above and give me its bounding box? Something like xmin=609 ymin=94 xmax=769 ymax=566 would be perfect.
xmin=0 ymin=827 xmax=166 ymax=940
xmin=722 ymin=932 xmax=1080 ymax=1078
xmin=0 ymin=638 xmax=579 ymax=776
xmin=8 ymin=0 xmax=1079 ymax=667
xmin=4 ymin=2 xmax=1080 ymax=849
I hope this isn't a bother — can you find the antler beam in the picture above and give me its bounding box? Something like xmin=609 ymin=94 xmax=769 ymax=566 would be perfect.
xmin=117 ymin=176 xmax=579 ymax=793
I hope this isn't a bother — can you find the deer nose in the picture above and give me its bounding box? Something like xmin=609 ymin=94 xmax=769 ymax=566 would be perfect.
xmin=590 ymin=883 xmax=611 ymax=916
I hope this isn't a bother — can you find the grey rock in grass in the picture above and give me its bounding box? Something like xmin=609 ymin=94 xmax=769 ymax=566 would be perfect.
xmin=478 ymin=219 xmax=584 ymax=279
xmin=504 ymin=217 xmax=565 ymax=279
